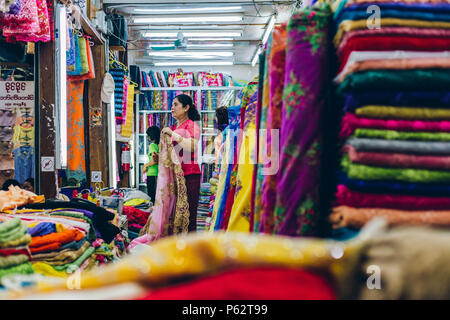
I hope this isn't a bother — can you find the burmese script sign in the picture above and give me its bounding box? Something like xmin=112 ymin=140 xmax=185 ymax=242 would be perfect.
xmin=0 ymin=81 xmax=35 ymax=110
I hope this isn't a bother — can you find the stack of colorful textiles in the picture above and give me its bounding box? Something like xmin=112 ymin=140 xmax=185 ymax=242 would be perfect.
xmin=0 ymin=186 xmax=44 ymax=212
xmin=330 ymin=0 xmax=450 ymax=230
xmin=196 ymin=183 xmax=212 ymax=231
xmin=0 ymin=217 xmax=33 ymax=284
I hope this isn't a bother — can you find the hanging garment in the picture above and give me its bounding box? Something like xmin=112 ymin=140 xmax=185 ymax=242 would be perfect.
xmin=340 ymin=113 xmax=450 ymax=139
xmin=139 ymin=134 xmax=190 ymax=241
xmin=67 ymin=80 xmax=86 ymax=182
xmin=355 ymin=106 xmax=450 ymax=120
xmin=13 ymin=146 xmax=34 ymax=185
xmin=341 ymin=91 xmax=450 ymax=112
xmin=12 ymin=0 xmax=51 ymax=43
xmin=121 ymin=81 xmax=135 ymax=138
xmin=67 ymin=35 xmax=82 ymax=76
xmin=0 ymin=0 xmax=39 ymax=35
xmin=274 ymin=3 xmax=331 ymax=237
xmin=336 ymin=69 xmax=450 ymax=95
xmin=66 ymin=27 xmax=76 ymax=71
xmin=110 ymin=68 xmax=125 ymax=123
xmin=330 ymin=206 xmax=450 ymax=229
xmin=68 ymin=40 xmax=95 ymax=81
xmin=335 ymin=185 xmax=450 ymax=210
xmin=344 ymin=144 xmax=450 ymax=170
xmin=260 ymin=25 xmax=287 ymax=234
xmin=227 ymin=90 xmax=259 ymax=232
xmin=346 ymin=138 xmax=450 ymax=155
xmin=338 ymin=171 xmax=450 ymax=197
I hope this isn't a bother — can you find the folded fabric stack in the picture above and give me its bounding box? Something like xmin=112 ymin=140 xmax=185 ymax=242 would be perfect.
xmin=0 ymin=217 xmax=33 ymax=285
xmin=330 ymin=0 xmax=450 ymax=230
xmin=122 ymin=206 xmax=151 ymax=239
xmin=0 ymin=186 xmax=45 ymax=212
xmin=197 ymin=183 xmax=212 ymax=232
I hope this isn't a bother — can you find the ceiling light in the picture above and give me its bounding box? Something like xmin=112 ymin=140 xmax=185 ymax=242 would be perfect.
xmin=149 ymin=51 xmax=234 ymax=57
xmin=262 ymin=16 xmax=276 ymax=45
xmin=154 ymin=61 xmax=234 ymax=66
xmin=187 ymin=43 xmax=233 ymax=48
xmin=134 ymin=16 xmax=242 ymax=24
xmin=143 ymin=32 xmax=242 ymax=38
xmin=134 ymin=6 xmax=243 ymax=13
xmin=251 ymin=47 xmax=262 ymax=67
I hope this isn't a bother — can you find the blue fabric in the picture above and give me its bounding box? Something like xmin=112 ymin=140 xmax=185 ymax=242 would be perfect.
xmin=27 ymin=222 xmax=56 ymax=237
xmin=67 ymin=36 xmax=82 ymax=76
xmin=13 ymin=146 xmax=34 ymax=185
xmin=59 ymin=237 xmax=87 ymax=251
xmin=329 ymin=227 xmax=360 ymax=241
xmin=338 ymin=171 xmax=450 ymax=197
xmin=66 ymin=28 xmax=76 ymax=67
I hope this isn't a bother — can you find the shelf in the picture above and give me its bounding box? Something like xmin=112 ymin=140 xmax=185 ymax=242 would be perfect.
xmin=139 ymin=110 xmax=172 ymax=113
xmin=79 ymin=11 xmax=103 ymax=45
xmin=140 ymin=86 xmax=242 ymax=91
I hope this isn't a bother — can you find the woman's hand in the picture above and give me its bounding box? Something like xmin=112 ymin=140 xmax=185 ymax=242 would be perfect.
xmin=142 ymin=163 xmax=148 ymax=173
xmin=161 ymin=127 xmax=173 ymax=137
xmin=152 ymin=152 xmax=159 ymax=163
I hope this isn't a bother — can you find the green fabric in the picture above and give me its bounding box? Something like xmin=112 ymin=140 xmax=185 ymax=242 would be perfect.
xmin=0 ymin=218 xmax=20 ymax=234
xmin=66 ymin=246 xmax=95 ymax=274
xmin=50 ymin=212 xmax=97 ymax=242
xmin=0 ymin=262 xmax=34 ymax=283
xmin=147 ymin=143 xmax=159 ymax=176
xmin=0 ymin=233 xmax=31 ymax=248
xmin=342 ymin=155 xmax=450 ymax=183
xmin=354 ymin=128 xmax=450 ymax=142
xmin=0 ymin=254 xmax=29 ymax=269
xmin=337 ymin=69 xmax=450 ymax=95
xmin=78 ymin=37 xmax=90 ymax=75
xmin=0 ymin=223 xmax=27 ymax=243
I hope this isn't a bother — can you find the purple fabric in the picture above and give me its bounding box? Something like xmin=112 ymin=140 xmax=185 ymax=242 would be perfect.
xmin=341 ymin=91 xmax=450 ymax=112
xmin=273 ymin=3 xmax=331 ymax=237
xmin=8 ymin=0 xmax=21 ymax=14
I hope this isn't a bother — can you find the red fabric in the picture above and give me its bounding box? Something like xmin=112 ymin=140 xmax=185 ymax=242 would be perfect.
xmin=335 ymin=185 xmax=450 ymax=210
xmin=221 ymin=185 xmax=236 ymax=230
xmin=0 ymin=248 xmax=32 ymax=259
xmin=345 ymin=145 xmax=450 ymax=170
xmin=340 ymin=113 xmax=450 ymax=140
xmin=171 ymin=119 xmax=201 ymax=176
xmin=122 ymin=206 xmax=151 ymax=226
xmin=134 ymin=267 xmax=337 ymax=300
xmin=338 ymin=35 xmax=450 ymax=72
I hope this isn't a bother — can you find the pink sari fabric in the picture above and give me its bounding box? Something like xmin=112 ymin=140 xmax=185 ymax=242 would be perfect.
xmin=0 ymin=0 xmax=39 ymax=34
xmin=344 ymin=145 xmax=450 ymax=170
xmin=337 ymin=28 xmax=450 ymax=57
xmin=6 ymin=0 xmax=50 ymax=42
xmin=329 ymin=206 xmax=450 ymax=229
xmin=340 ymin=113 xmax=450 ymax=139
xmin=335 ymin=185 xmax=450 ymax=210
xmin=139 ymin=134 xmax=190 ymax=242
xmin=335 ymin=57 xmax=450 ymax=84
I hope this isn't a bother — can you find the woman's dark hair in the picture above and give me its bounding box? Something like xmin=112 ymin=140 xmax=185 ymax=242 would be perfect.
xmin=175 ymin=94 xmax=200 ymax=121
xmin=146 ymin=126 xmax=161 ymax=144
xmin=25 ymin=178 xmax=35 ymax=185
xmin=215 ymin=106 xmax=229 ymax=132
xmin=2 ymin=179 xmax=20 ymax=191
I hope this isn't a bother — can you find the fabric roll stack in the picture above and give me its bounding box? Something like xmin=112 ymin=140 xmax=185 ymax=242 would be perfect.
xmin=196 ymin=183 xmax=212 ymax=231
xmin=330 ymin=0 xmax=450 ymax=230
xmin=0 ymin=218 xmax=33 ymax=284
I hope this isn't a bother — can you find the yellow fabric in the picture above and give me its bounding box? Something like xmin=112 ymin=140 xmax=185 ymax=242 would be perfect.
xmin=356 ymin=106 xmax=450 ymax=120
xmin=227 ymin=129 xmax=256 ymax=232
xmin=12 ymin=230 xmax=373 ymax=298
xmin=334 ymin=18 xmax=450 ymax=47
xmin=32 ymin=262 xmax=68 ymax=278
xmin=124 ymin=199 xmax=148 ymax=207
xmin=121 ymin=81 xmax=135 ymax=138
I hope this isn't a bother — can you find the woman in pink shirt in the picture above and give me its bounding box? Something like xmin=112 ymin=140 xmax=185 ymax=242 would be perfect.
xmin=159 ymin=94 xmax=201 ymax=232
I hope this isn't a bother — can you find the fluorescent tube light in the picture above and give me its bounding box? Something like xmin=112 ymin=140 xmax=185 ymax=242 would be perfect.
xmin=187 ymin=43 xmax=233 ymax=48
xmin=134 ymin=16 xmax=242 ymax=24
xmin=262 ymin=16 xmax=276 ymax=45
xmin=251 ymin=47 xmax=262 ymax=67
xmin=154 ymin=61 xmax=233 ymax=66
xmin=143 ymin=32 xmax=241 ymax=38
xmin=134 ymin=6 xmax=243 ymax=13
xmin=148 ymin=51 xmax=234 ymax=57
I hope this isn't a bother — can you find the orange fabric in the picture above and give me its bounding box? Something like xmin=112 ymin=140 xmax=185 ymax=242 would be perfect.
xmin=337 ymin=57 xmax=450 ymax=83
xmin=329 ymin=205 xmax=450 ymax=229
xmin=30 ymin=243 xmax=61 ymax=254
xmin=29 ymin=229 xmax=84 ymax=249
xmin=0 ymin=186 xmax=44 ymax=211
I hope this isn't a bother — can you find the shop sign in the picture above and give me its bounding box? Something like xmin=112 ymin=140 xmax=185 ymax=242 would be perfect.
xmin=0 ymin=81 xmax=35 ymax=109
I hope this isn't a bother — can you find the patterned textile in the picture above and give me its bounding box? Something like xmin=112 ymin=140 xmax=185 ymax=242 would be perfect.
xmin=11 ymin=0 xmax=51 ymax=43
xmin=260 ymin=25 xmax=287 ymax=234
xmin=274 ymin=3 xmax=331 ymax=237
xmin=139 ymin=134 xmax=190 ymax=241
xmin=121 ymin=82 xmax=135 ymax=138
xmin=0 ymin=0 xmax=39 ymax=34
xmin=67 ymin=80 xmax=86 ymax=182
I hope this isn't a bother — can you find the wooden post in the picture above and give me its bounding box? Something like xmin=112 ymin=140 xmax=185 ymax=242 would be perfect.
xmin=38 ymin=42 xmax=57 ymax=199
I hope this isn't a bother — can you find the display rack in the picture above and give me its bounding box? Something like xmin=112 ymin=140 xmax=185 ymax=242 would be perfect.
xmin=135 ymin=86 xmax=242 ymax=188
